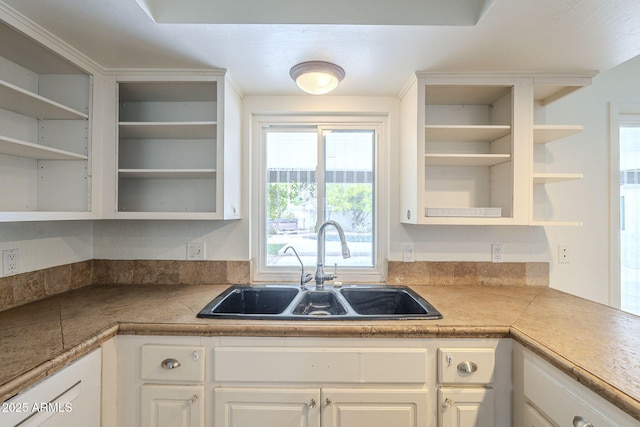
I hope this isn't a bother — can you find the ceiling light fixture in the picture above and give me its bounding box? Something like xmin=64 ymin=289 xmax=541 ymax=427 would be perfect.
xmin=290 ymin=61 xmax=345 ymax=95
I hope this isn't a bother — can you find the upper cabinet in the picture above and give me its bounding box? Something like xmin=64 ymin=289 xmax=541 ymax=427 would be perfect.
xmin=0 ymin=16 xmax=95 ymax=222
xmin=114 ymin=72 xmax=241 ymax=220
xmin=400 ymin=72 xmax=594 ymax=226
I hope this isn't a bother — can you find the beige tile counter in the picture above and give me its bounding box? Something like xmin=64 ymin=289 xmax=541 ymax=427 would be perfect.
xmin=0 ymin=284 xmax=638 ymax=420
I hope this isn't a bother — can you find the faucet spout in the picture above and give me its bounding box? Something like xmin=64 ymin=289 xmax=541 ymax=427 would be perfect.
xmin=314 ymin=220 xmax=351 ymax=290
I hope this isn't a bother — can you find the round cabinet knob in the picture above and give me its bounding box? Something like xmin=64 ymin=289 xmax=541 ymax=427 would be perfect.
xmin=161 ymin=358 xmax=182 ymax=369
xmin=457 ymin=361 xmax=478 ymax=374
xmin=573 ymin=416 xmax=594 ymax=427
xmin=442 ymin=398 xmax=453 ymax=409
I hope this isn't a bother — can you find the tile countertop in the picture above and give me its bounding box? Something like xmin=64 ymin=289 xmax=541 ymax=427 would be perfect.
xmin=0 ymin=284 xmax=639 ymax=421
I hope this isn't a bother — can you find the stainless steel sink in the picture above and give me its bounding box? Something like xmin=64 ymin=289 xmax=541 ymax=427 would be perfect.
xmin=197 ymin=284 xmax=442 ymax=320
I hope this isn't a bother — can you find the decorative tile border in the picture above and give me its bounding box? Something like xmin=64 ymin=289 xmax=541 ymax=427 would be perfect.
xmin=0 ymin=260 xmax=547 ymax=312
xmin=387 ymin=261 xmax=549 ymax=287
xmin=0 ymin=260 xmax=250 ymax=312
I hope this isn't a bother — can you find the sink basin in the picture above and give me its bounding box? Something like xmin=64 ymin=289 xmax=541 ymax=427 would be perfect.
xmin=198 ymin=285 xmax=299 ymax=317
xmin=340 ymin=286 xmax=442 ymax=319
xmin=197 ymin=284 xmax=442 ymax=320
xmin=291 ymin=291 xmax=347 ymax=316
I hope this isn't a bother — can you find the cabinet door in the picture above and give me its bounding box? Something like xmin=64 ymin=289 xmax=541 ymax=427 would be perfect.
xmin=140 ymin=384 xmax=204 ymax=427
xmin=322 ymin=389 xmax=428 ymax=427
xmin=438 ymin=388 xmax=495 ymax=427
xmin=214 ymin=387 xmax=320 ymax=427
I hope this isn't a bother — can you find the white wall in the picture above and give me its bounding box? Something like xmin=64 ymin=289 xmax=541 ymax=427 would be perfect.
xmin=0 ymin=221 xmax=93 ymax=271
xmin=6 ymin=56 xmax=640 ymax=307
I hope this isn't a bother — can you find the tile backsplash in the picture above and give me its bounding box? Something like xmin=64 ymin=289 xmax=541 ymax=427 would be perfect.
xmin=0 ymin=260 xmax=547 ymax=312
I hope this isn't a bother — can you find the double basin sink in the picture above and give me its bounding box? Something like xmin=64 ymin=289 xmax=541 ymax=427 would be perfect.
xmin=197 ymin=284 xmax=442 ymax=320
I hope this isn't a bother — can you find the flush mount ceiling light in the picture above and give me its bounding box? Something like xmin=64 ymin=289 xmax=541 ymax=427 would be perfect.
xmin=290 ymin=61 xmax=345 ymax=95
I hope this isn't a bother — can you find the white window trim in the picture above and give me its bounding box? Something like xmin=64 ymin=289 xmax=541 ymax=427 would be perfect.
xmin=608 ymin=103 xmax=640 ymax=309
xmin=250 ymin=113 xmax=389 ymax=284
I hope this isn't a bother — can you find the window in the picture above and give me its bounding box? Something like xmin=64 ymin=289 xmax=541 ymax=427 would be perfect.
xmin=619 ymin=117 xmax=640 ymax=315
xmin=611 ymin=105 xmax=640 ymax=315
xmin=253 ymin=117 xmax=385 ymax=283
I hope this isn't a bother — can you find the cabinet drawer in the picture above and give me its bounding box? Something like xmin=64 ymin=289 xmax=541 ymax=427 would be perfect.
xmin=524 ymin=358 xmax=628 ymax=426
xmin=214 ymin=347 xmax=428 ymax=383
xmin=523 ymin=403 xmax=555 ymax=427
xmin=140 ymin=344 xmax=205 ymax=382
xmin=437 ymin=348 xmax=495 ymax=384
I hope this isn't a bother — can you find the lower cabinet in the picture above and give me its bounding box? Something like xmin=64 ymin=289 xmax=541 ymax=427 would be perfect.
xmin=114 ymin=336 xmax=513 ymax=427
xmin=513 ymin=342 xmax=640 ymax=427
xmin=214 ymin=387 xmax=428 ymax=427
xmin=0 ymin=349 xmax=101 ymax=427
xmin=438 ymin=388 xmax=495 ymax=427
xmin=141 ymin=384 xmax=205 ymax=427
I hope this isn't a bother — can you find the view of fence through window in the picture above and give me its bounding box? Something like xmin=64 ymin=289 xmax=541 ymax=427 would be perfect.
xmin=265 ymin=128 xmax=375 ymax=268
xmin=620 ymin=124 xmax=640 ymax=315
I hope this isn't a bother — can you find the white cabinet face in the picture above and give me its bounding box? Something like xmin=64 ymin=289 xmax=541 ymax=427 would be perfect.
xmin=214 ymin=387 xmax=428 ymax=427
xmin=214 ymin=388 xmax=320 ymax=427
xmin=438 ymin=388 xmax=495 ymax=427
xmin=322 ymin=389 xmax=428 ymax=427
xmin=140 ymin=385 xmax=204 ymax=427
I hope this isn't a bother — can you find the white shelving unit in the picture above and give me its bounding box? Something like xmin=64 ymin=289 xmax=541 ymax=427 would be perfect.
xmin=401 ymin=74 xmax=530 ymax=225
xmin=115 ymin=74 xmax=241 ymax=220
xmin=401 ymin=72 xmax=594 ymax=226
xmin=530 ymin=76 xmax=593 ymax=226
xmin=0 ymin=18 xmax=92 ymax=221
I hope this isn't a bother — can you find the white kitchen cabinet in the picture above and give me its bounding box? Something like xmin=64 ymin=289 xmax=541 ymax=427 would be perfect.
xmin=512 ymin=342 xmax=640 ymax=427
xmin=0 ymin=15 xmax=95 ymax=222
xmin=214 ymin=387 xmax=319 ymax=427
xmin=436 ymin=342 xmax=510 ymax=427
xmin=400 ymin=72 xmax=593 ymax=226
xmin=114 ymin=72 xmax=241 ymax=220
xmin=141 ymin=384 xmax=204 ymax=427
xmin=214 ymin=387 xmax=428 ymax=427
xmin=115 ymin=336 xmax=207 ymax=427
xmin=0 ymin=349 xmax=101 ymax=427
xmin=438 ymin=387 xmax=495 ymax=427
xmin=400 ymin=73 xmax=530 ymax=225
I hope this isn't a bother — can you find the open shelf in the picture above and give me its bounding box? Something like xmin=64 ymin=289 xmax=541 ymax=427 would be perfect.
xmin=118 ymin=122 xmax=217 ymax=139
xmin=532 ymin=173 xmax=583 ymax=184
xmin=425 ymin=125 xmax=511 ymax=142
xmin=118 ymin=169 xmax=217 ymax=179
xmin=533 ymin=125 xmax=583 ymax=144
xmin=425 ymin=153 xmax=511 ymax=167
xmin=0 ymin=135 xmax=87 ymax=160
xmin=0 ymin=78 xmax=88 ymax=120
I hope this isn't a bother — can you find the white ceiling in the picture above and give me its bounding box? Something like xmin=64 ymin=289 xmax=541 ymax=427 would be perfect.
xmin=3 ymin=0 xmax=640 ymax=96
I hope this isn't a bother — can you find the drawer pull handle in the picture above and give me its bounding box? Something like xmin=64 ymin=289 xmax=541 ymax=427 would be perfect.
xmin=309 ymin=399 xmax=316 ymax=408
xmin=188 ymin=395 xmax=198 ymax=405
xmin=573 ymin=416 xmax=594 ymax=427
xmin=325 ymin=398 xmax=332 ymax=407
xmin=457 ymin=361 xmax=478 ymax=374
xmin=161 ymin=358 xmax=181 ymax=369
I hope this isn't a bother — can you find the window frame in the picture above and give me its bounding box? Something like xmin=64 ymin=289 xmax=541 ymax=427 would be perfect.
xmin=251 ymin=114 xmax=388 ymax=283
xmin=609 ymin=103 xmax=640 ymax=311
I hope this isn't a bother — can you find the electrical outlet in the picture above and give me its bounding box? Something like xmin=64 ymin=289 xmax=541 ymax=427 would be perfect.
xmin=491 ymin=243 xmax=503 ymax=263
xmin=187 ymin=242 xmax=205 ymax=261
xmin=3 ymin=249 xmax=20 ymax=276
xmin=558 ymin=245 xmax=570 ymax=263
xmin=403 ymin=243 xmax=416 ymax=262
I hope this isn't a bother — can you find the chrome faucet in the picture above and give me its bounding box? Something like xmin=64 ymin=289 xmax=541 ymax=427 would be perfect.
xmin=314 ymin=220 xmax=351 ymax=290
xmin=284 ymin=245 xmax=312 ymax=288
